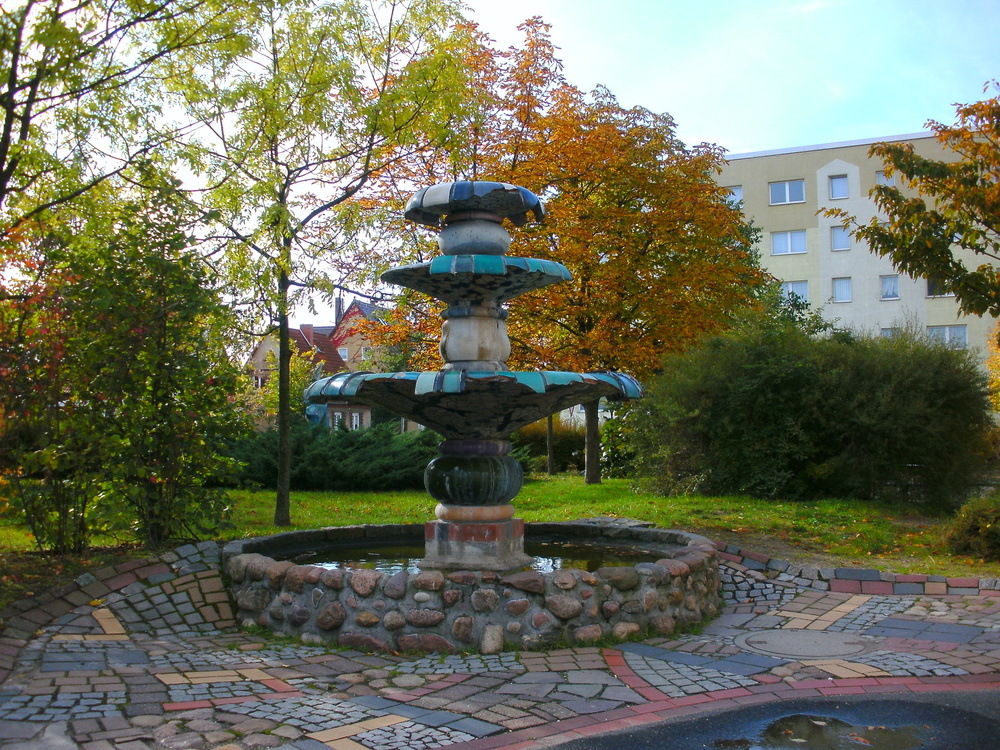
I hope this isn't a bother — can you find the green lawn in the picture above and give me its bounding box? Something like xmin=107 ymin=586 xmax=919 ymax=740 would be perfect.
xmin=2 ymin=474 xmax=999 ymax=617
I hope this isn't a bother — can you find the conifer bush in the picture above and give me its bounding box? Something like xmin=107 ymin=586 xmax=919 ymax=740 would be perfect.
xmin=227 ymin=420 xmax=439 ymax=492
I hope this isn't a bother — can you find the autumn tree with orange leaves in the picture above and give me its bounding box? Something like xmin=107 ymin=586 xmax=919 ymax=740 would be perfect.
xmin=363 ymin=19 xmax=768 ymax=481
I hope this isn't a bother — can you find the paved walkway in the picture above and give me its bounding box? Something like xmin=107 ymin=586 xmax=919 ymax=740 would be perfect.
xmin=1 ymin=540 xmax=1000 ymax=749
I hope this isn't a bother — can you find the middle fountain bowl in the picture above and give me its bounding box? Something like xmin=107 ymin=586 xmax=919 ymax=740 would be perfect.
xmin=305 ymin=180 xmax=643 ymax=571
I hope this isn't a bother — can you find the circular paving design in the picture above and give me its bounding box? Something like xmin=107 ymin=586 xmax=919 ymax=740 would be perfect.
xmin=736 ymin=629 xmax=877 ymax=659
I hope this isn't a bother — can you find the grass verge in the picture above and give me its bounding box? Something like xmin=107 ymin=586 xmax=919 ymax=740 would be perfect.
xmin=2 ymin=474 xmax=999 ymax=617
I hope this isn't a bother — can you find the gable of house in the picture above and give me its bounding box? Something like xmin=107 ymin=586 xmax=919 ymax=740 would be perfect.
xmin=328 ymin=300 xmax=384 ymax=371
xmin=247 ymin=324 xmax=347 ymax=386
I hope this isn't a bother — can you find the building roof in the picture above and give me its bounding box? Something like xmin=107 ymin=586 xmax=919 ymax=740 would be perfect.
xmin=289 ymin=327 xmax=346 ymax=375
xmin=727 ymin=132 xmax=934 ymax=161
xmin=347 ymin=299 xmax=382 ymax=321
xmin=249 ymin=298 xmax=389 ymax=380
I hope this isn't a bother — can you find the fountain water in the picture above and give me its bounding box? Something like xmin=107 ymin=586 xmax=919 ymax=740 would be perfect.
xmin=223 ymin=181 xmax=721 ymax=653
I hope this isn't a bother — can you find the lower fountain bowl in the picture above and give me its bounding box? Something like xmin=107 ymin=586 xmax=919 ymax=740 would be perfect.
xmin=222 ymin=520 xmax=722 ymax=653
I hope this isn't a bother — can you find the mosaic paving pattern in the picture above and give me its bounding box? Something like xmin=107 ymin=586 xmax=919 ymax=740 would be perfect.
xmin=352 ymin=719 xmax=476 ymax=749
xmin=148 ymin=644 xmax=332 ymax=670
xmin=855 ymin=650 xmax=969 ymax=677
xmin=0 ymin=690 xmax=127 ymax=721
xmin=392 ymin=653 xmax=524 ymax=675
xmin=223 ymin=694 xmax=387 ymax=732
xmin=3 ymin=540 xmax=1000 ymax=749
xmin=622 ymin=652 xmax=762 ymax=696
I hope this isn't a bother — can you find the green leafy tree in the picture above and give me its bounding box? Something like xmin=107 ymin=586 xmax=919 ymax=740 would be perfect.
xmin=165 ymin=0 xmax=468 ymax=525
xmin=0 ymin=0 xmax=246 ymax=241
xmin=245 ymin=349 xmax=321 ymax=426
xmin=0 ymin=179 xmax=248 ymax=550
xmin=0 ymin=253 xmax=93 ymax=552
xmin=828 ymin=83 xmax=1000 ymax=316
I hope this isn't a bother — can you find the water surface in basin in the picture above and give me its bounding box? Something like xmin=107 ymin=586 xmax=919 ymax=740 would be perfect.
xmin=289 ymin=540 xmax=669 ymax=574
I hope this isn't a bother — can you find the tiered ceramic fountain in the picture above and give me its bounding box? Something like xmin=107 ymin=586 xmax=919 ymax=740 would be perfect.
xmin=223 ymin=181 xmax=722 ymax=653
xmin=305 ymin=181 xmax=643 ymax=570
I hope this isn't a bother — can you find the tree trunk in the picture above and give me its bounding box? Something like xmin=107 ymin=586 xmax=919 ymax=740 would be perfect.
xmin=584 ymin=400 xmax=601 ymax=485
xmin=274 ymin=269 xmax=292 ymax=526
xmin=546 ymin=414 xmax=556 ymax=475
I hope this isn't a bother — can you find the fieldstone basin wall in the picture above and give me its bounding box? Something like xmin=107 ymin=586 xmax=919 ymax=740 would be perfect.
xmin=222 ymin=522 xmax=721 ymax=653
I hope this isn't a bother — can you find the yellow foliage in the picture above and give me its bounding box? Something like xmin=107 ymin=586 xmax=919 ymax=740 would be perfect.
xmin=987 ymin=321 xmax=1000 ymax=411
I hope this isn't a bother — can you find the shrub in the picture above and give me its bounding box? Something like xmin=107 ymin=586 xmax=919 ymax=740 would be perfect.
xmin=1 ymin=187 xmax=247 ymax=551
xmin=227 ymin=420 xmax=440 ymax=491
xmin=631 ymin=322 xmax=992 ymax=504
xmin=600 ymin=403 xmax=639 ymax=479
xmin=511 ymin=419 xmax=585 ymax=473
xmin=947 ymin=494 xmax=1000 ymax=560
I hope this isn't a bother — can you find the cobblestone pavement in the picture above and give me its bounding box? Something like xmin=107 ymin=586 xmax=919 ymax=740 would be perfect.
xmin=2 ymin=541 xmax=1000 ymax=749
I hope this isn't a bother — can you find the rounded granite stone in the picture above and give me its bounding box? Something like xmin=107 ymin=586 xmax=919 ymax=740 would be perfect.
xmin=437 ymin=218 xmax=511 ymax=255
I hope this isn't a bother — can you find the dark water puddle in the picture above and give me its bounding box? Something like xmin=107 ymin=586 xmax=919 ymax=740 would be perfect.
xmin=556 ymin=696 xmax=996 ymax=750
xmin=716 ymin=713 xmax=925 ymax=750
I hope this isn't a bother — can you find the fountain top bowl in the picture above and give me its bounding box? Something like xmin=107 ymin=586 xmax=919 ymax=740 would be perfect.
xmin=405 ymin=180 xmax=544 ymax=227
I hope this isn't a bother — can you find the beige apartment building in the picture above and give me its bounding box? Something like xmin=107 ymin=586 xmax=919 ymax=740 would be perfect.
xmin=717 ymin=133 xmax=996 ymax=359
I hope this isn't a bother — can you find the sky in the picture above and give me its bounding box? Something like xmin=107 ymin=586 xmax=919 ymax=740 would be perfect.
xmin=295 ymin=0 xmax=1000 ymax=323
xmin=464 ymin=0 xmax=1000 ymax=155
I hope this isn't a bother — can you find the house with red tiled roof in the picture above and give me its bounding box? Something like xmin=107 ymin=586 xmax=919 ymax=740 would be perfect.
xmin=246 ymin=299 xmax=390 ymax=430
xmin=247 ymin=324 xmax=345 ymax=388
xmin=325 ymin=300 xmax=383 ymax=372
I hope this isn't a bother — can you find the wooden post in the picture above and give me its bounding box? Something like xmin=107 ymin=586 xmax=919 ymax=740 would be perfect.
xmin=584 ymin=400 xmax=601 ymax=485
xmin=546 ymin=414 xmax=556 ymax=475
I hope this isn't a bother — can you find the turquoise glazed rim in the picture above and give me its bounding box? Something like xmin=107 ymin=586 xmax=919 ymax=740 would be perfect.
xmin=305 ymin=370 xmax=643 ymax=400
xmin=380 ymin=254 xmax=571 ymax=305
xmin=304 ymin=370 xmax=643 ymax=440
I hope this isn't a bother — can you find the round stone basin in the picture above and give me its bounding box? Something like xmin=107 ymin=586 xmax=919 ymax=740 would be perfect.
xmin=222 ymin=520 xmax=722 ymax=654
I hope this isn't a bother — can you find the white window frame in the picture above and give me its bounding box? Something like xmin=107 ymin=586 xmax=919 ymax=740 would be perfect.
xmin=829 ymin=175 xmax=849 ymax=200
xmin=880 ymin=275 xmax=900 ymax=300
xmin=880 ymin=327 xmax=899 ymax=338
xmin=769 ymin=179 xmax=805 ymax=205
xmin=781 ymin=280 xmax=809 ymax=302
xmin=725 ymin=185 xmax=743 ymax=204
xmin=926 ymin=277 xmax=953 ymax=298
xmin=830 ymin=225 xmax=851 ymax=252
xmin=927 ymin=324 xmax=967 ymax=348
xmin=771 ymin=230 xmax=807 ymax=255
xmin=832 ymin=277 xmax=852 ymax=303
xmin=338 ymin=346 xmax=349 ymax=359
xmin=350 ymin=412 xmax=362 ymax=430
xmin=876 ymin=170 xmax=895 ymax=187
